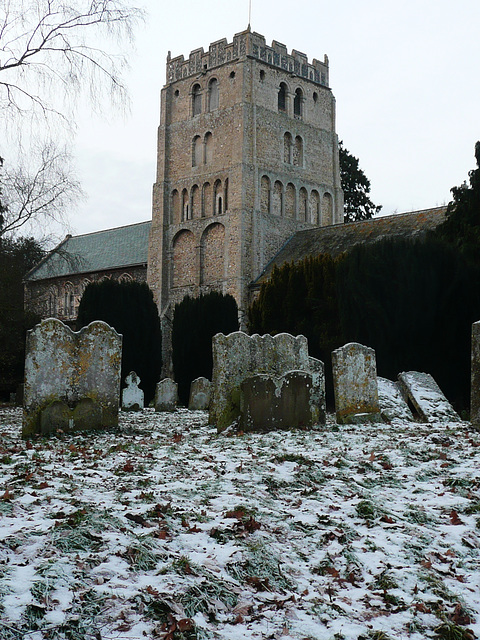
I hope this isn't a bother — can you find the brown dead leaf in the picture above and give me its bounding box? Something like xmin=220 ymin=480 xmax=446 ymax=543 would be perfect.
xmin=449 ymin=509 xmax=464 ymax=525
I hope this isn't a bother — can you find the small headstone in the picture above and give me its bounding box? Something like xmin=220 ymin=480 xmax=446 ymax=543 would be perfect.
xmin=122 ymin=372 xmax=144 ymax=411
xmin=210 ymin=331 xmax=325 ymax=432
xmin=331 ymin=342 xmax=382 ymax=424
xmin=188 ymin=377 xmax=212 ymax=410
xmin=155 ymin=378 xmax=178 ymax=412
xmin=377 ymin=377 xmax=414 ymax=422
xmin=240 ymin=370 xmax=317 ymax=432
xmin=397 ymin=371 xmax=461 ymax=423
xmin=471 ymin=321 xmax=480 ymax=428
xmin=23 ymin=318 xmax=122 ymax=437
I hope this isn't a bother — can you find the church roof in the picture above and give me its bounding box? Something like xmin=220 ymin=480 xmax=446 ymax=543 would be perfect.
xmin=253 ymin=206 xmax=448 ymax=286
xmin=25 ymin=221 xmax=151 ymax=281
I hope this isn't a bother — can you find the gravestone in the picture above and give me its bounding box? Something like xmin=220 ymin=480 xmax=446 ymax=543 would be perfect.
xmin=397 ymin=371 xmax=461 ymax=423
xmin=188 ymin=377 xmax=212 ymax=410
xmin=210 ymin=331 xmax=325 ymax=432
xmin=122 ymin=372 xmax=144 ymax=411
xmin=377 ymin=377 xmax=414 ymax=422
xmin=240 ymin=370 xmax=316 ymax=432
xmin=471 ymin=321 xmax=480 ymax=428
xmin=332 ymin=342 xmax=381 ymax=424
xmin=155 ymin=378 xmax=178 ymax=412
xmin=23 ymin=318 xmax=122 ymax=437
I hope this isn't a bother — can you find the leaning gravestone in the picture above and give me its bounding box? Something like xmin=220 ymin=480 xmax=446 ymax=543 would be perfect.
xmin=332 ymin=342 xmax=381 ymax=424
xmin=122 ymin=372 xmax=144 ymax=411
xmin=471 ymin=321 xmax=480 ymax=428
xmin=188 ymin=377 xmax=212 ymax=410
xmin=23 ymin=318 xmax=122 ymax=437
xmin=209 ymin=331 xmax=325 ymax=432
xmin=377 ymin=377 xmax=414 ymax=422
xmin=239 ymin=371 xmax=316 ymax=432
xmin=155 ymin=378 xmax=178 ymax=412
xmin=397 ymin=371 xmax=461 ymax=423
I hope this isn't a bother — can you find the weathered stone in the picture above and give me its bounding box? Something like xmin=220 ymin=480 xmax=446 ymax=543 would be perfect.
xmin=377 ymin=377 xmax=414 ymax=422
xmin=332 ymin=342 xmax=381 ymax=424
xmin=397 ymin=371 xmax=461 ymax=423
xmin=240 ymin=371 xmax=316 ymax=432
xmin=23 ymin=318 xmax=122 ymax=437
xmin=209 ymin=331 xmax=325 ymax=432
xmin=188 ymin=377 xmax=212 ymax=410
xmin=155 ymin=378 xmax=178 ymax=412
xmin=15 ymin=384 xmax=24 ymax=407
xmin=122 ymin=371 xmax=144 ymax=411
xmin=471 ymin=321 xmax=480 ymax=428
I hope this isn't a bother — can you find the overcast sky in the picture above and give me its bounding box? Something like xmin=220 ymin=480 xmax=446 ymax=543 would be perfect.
xmin=70 ymin=0 xmax=480 ymax=237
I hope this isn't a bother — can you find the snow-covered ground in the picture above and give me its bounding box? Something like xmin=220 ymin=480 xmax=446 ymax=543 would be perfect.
xmin=1 ymin=407 xmax=479 ymax=640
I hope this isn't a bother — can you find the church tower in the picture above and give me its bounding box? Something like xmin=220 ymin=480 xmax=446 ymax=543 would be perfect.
xmin=147 ymin=28 xmax=343 ymax=334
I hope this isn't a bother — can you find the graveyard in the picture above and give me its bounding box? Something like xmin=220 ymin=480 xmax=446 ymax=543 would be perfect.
xmin=1 ymin=324 xmax=480 ymax=639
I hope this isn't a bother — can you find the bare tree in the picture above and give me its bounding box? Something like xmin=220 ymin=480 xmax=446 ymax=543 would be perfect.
xmin=0 ymin=142 xmax=83 ymax=237
xmin=0 ymin=0 xmax=145 ymax=124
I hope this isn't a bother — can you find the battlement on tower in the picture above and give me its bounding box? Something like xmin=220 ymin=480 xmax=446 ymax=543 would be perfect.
xmin=166 ymin=29 xmax=329 ymax=87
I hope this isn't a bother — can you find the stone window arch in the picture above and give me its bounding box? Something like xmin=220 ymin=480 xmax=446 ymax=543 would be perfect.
xmin=322 ymin=192 xmax=333 ymax=226
xmin=192 ymin=135 xmax=202 ymax=167
xmin=299 ymin=188 xmax=308 ymax=222
xmin=63 ymin=282 xmax=75 ymax=317
xmin=310 ymin=190 xmax=320 ymax=224
xmin=285 ymin=183 xmax=296 ymax=218
xmin=294 ymin=87 xmax=303 ymax=117
xmin=200 ymin=222 xmax=225 ymax=285
xmin=261 ymin=175 xmax=271 ymax=214
xmin=192 ymin=83 xmax=202 ymax=116
xmin=118 ymin=273 xmax=133 ymax=283
xmin=213 ymin=179 xmax=223 ymax=215
xmin=208 ymin=78 xmax=219 ymax=111
xmin=202 ymin=182 xmax=212 ymax=217
xmin=284 ymin=132 xmax=293 ymax=164
xmin=172 ymin=230 xmax=196 ymax=288
xmin=278 ymin=82 xmax=287 ymax=112
xmin=171 ymin=189 xmax=180 ymax=224
xmin=48 ymin=286 xmax=58 ymax=316
xmin=204 ymin=132 xmax=213 ymax=164
xmin=294 ymin=136 xmax=303 ymax=166
xmin=182 ymin=188 xmax=190 ymax=221
xmin=273 ymin=180 xmax=283 ymax=216
xmin=191 ymin=184 xmax=200 ymax=219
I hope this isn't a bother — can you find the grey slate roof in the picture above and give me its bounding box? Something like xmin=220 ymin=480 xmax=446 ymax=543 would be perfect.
xmin=25 ymin=221 xmax=151 ymax=281
xmin=253 ymin=206 xmax=448 ymax=286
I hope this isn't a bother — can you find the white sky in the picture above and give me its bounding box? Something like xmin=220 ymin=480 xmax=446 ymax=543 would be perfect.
xmin=71 ymin=0 xmax=480 ymax=236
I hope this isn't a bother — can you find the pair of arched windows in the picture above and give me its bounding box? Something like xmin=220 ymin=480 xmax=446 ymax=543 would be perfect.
xmin=284 ymin=133 xmax=303 ymax=166
xmin=192 ymin=78 xmax=219 ymax=116
xmin=278 ymin=83 xmax=303 ymax=117
xmin=192 ymin=132 xmax=213 ymax=167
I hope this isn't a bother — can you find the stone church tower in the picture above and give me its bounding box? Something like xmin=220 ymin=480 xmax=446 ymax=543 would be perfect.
xmin=147 ymin=28 xmax=343 ymax=341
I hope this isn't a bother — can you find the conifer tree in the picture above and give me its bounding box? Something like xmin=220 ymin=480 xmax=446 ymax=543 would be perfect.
xmin=339 ymin=141 xmax=382 ymax=222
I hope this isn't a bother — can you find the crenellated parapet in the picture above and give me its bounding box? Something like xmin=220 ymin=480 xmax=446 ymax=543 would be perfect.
xmin=166 ymin=29 xmax=329 ymax=87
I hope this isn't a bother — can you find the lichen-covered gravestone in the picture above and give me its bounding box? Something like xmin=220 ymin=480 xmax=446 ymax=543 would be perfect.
xmin=377 ymin=377 xmax=414 ymax=423
xmin=239 ymin=371 xmax=317 ymax=432
xmin=209 ymin=331 xmax=325 ymax=432
xmin=23 ymin=318 xmax=122 ymax=437
xmin=188 ymin=377 xmax=212 ymax=410
xmin=332 ymin=342 xmax=381 ymax=424
xmin=155 ymin=378 xmax=178 ymax=412
xmin=122 ymin=372 xmax=144 ymax=411
xmin=471 ymin=321 xmax=480 ymax=428
xmin=397 ymin=371 xmax=460 ymax=423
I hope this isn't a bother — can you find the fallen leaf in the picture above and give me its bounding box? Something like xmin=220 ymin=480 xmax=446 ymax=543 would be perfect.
xmin=449 ymin=510 xmax=464 ymax=525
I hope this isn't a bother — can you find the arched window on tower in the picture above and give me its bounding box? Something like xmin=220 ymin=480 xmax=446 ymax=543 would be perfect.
xmin=294 ymin=136 xmax=303 ymax=166
xmin=204 ymin=132 xmax=213 ymax=164
xmin=278 ymin=82 xmax=287 ymax=112
xmin=284 ymin=132 xmax=293 ymax=164
xmin=294 ymin=87 xmax=303 ymax=117
xmin=192 ymin=83 xmax=201 ymax=116
xmin=208 ymin=78 xmax=219 ymax=111
xmin=182 ymin=189 xmax=190 ymax=221
xmin=192 ymin=135 xmax=202 ymax=167
xmin=213 ymin=179 xmax=222 ymax=215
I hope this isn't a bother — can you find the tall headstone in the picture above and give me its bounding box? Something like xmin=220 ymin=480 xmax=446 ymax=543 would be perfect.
xmin=240 ymin=371 xmax=317 ymax=432
xmin=398 ymin=371 xmax=460 ymax=423
xmin=332 ymin=342 xmax=381 ymax=424
xmin=471 ymin=321 xmax=480 ymax=428
xmin=209 ymin=331 xmax=325 ymax=432
xmin=155 ymin=378 xmax=178 ymax=412
xmin=122 ymin=372 xmax=144 ymax=411
xmin=188 ymin=377 xmax=212 ymax=410
xmin=23 ymin=319 xmax=122 ymax=437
